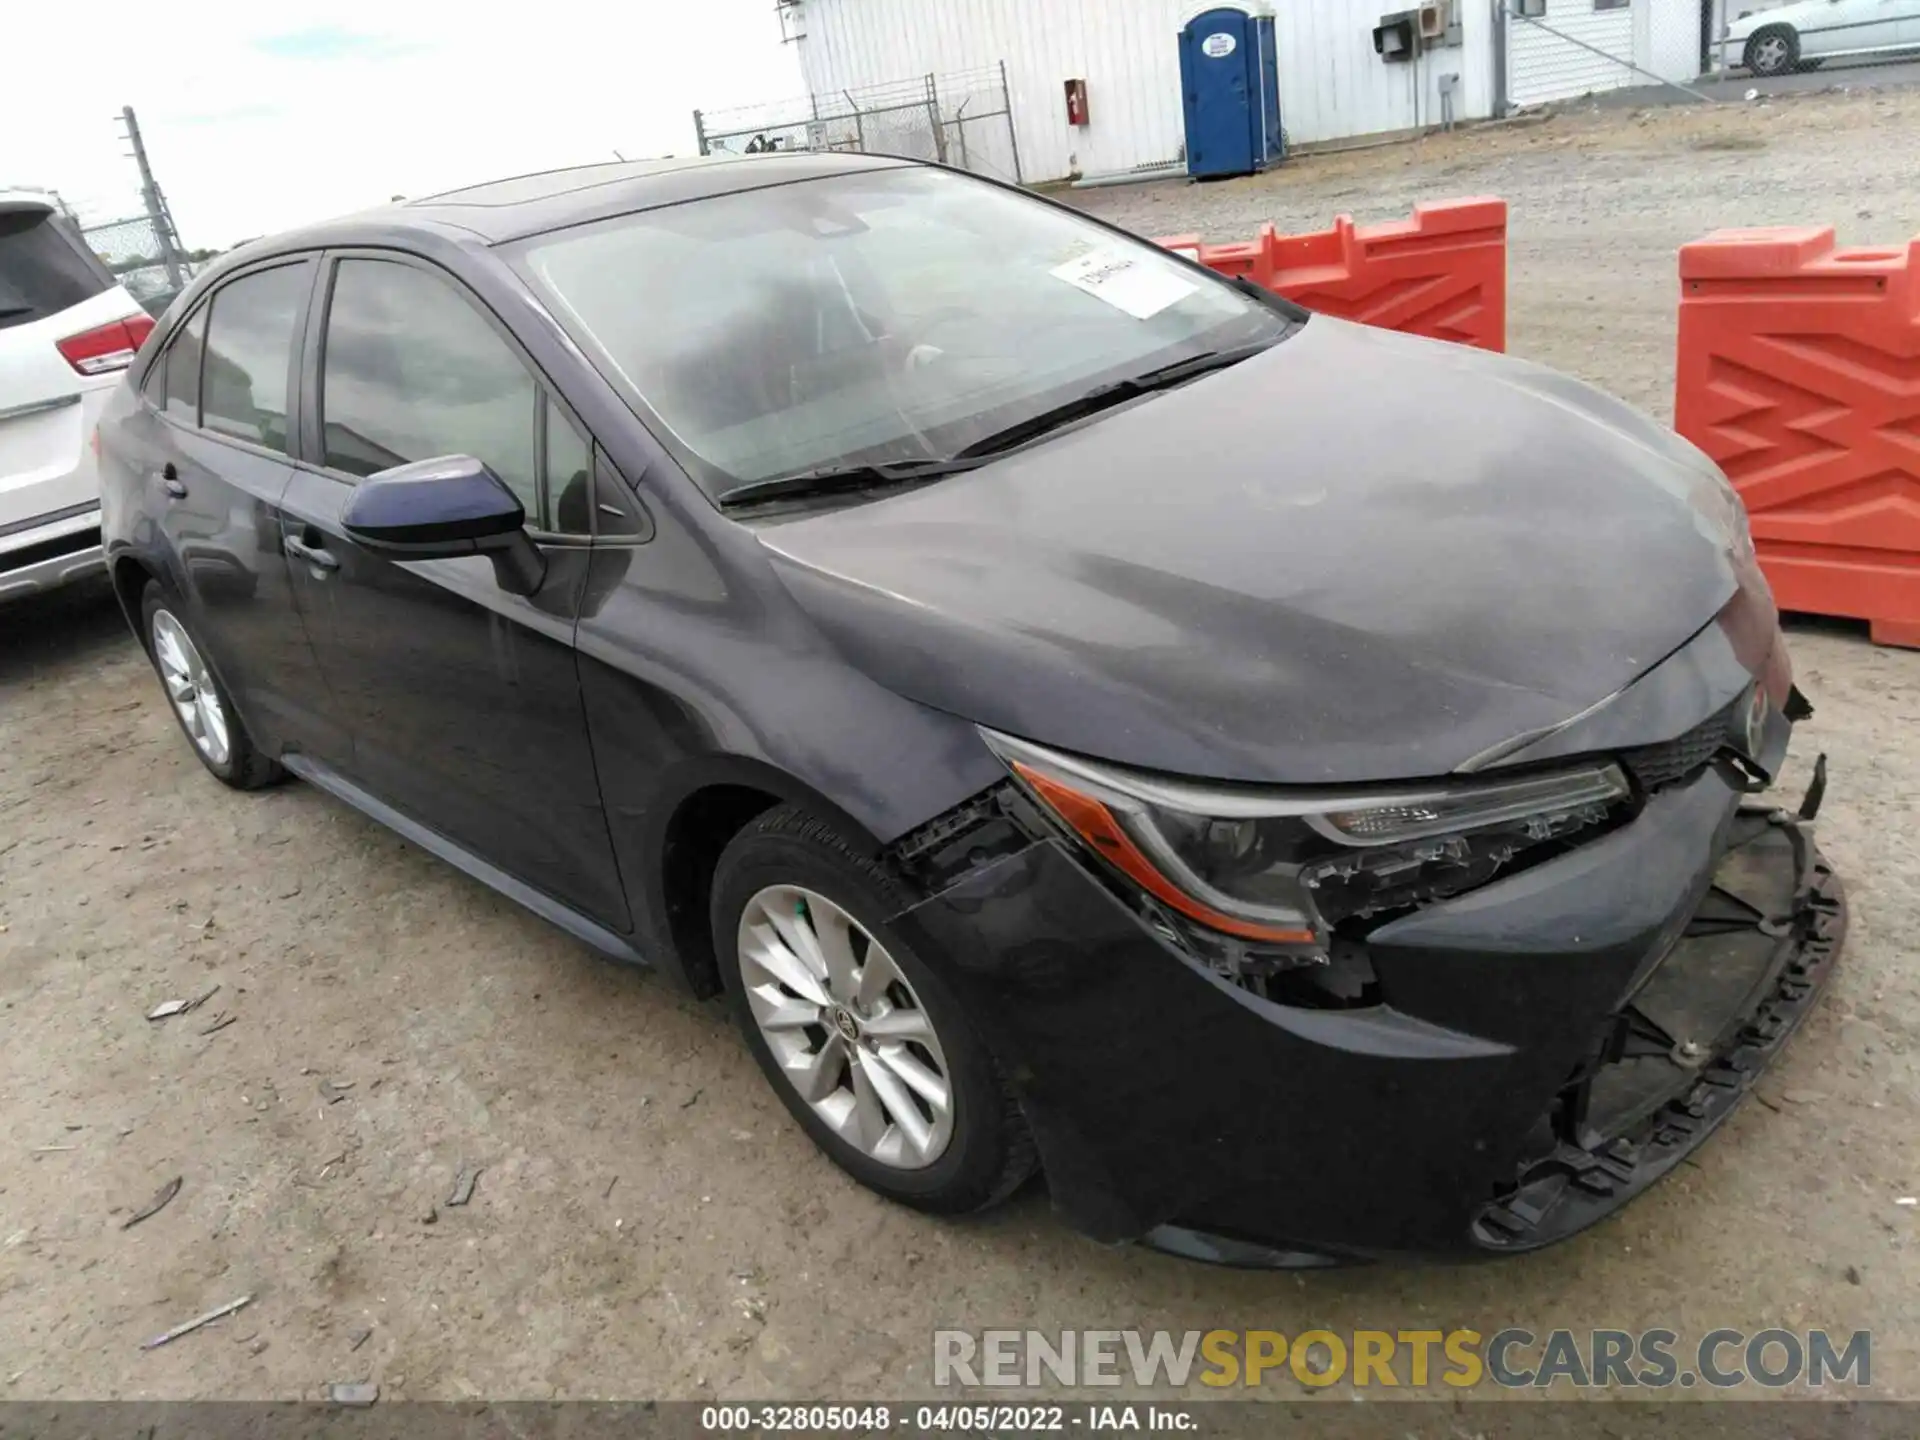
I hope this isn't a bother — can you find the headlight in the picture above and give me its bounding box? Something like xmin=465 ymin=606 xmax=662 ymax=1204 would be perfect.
xmin=983 ymin=730 xmax=1628 ymax=944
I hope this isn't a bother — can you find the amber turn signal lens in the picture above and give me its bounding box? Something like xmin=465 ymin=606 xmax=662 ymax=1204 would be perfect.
xmin=1011 ymin=761 xmax=1317 ymax=945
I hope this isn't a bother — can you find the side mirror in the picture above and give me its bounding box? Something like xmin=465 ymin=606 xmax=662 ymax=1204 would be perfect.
xmin=341 ymin=454 xmax=546 ymax=596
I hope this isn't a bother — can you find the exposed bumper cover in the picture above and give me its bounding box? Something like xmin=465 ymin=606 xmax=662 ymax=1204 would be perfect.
xmin=894 ymin=767 xmax=1842 ymax=1261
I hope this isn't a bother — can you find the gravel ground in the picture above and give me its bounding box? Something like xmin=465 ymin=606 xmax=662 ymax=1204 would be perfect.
xmin=3 ymin=92 xmax=1919 ymax=1404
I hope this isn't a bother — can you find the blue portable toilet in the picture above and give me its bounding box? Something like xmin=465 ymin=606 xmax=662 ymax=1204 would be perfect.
xmin=1179 ymin=1 xmax=1284 ymax=179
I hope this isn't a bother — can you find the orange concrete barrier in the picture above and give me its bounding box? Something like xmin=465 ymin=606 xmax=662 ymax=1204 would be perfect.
xmin=1156 ymin=197 xmax=1507 ymax=352
xmin=1675 ymin=226 xmax=1920 ymax=650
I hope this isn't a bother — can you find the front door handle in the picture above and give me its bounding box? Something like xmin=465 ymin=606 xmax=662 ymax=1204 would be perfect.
xmin=159 ymin=463 xmax=186 ymax=500
xmin=285 ymin=535 xmax=340 ymax=572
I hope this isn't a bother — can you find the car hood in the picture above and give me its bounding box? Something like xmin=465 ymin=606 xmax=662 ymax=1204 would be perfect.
xmin=754 ymin=317 xmax=1752 ymax=785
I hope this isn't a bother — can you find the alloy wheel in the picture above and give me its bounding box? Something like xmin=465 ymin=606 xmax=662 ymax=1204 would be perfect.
xmin=1753 ymin=35 xmax=1789 ymax=71
xmin=150 ymin=609 xmax=232 ymax=767
xmin=737 ymin=884 xmax=955 ymax=1169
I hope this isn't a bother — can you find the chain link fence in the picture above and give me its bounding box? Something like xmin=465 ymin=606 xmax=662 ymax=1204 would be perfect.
xmin=1505 ymin=0 xmax=1920 ymax=109
xmin=80 ymin=213 xmax=193 ymax=314
xmin=1506 ymin=0 xmax=1702 ymax=107
xmin=1713 ymin=1 xmax=1920 ymax=79
xmin=695 ymin=64 xmax=1022 ymax=185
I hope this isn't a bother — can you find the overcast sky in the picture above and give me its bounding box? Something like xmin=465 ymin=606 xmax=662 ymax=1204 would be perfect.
xmin=3 ymin=0 xmax=804 ymax=248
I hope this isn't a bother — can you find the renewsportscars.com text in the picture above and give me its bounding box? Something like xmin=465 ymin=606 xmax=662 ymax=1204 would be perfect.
xmin=933 ymin=1328 xmax=1872 ymax=1390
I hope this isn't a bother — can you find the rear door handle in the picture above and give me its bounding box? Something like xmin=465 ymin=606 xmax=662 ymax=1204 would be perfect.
xmin=285 ymin=535 xmax=340 ymax=572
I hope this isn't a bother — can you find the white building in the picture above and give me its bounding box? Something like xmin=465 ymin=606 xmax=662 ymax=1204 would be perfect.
xmin=772 ymin=0 xmax=1708 ymax=183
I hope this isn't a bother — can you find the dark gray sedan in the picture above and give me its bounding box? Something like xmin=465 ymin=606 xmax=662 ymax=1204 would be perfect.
xmin=95 ymin=153 xmax=1843 ymax=1265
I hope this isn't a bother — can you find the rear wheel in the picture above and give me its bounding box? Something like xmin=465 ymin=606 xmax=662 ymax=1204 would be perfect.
xmin=1744 ymin=27 xmax=1798 ymax=75
xmin=140 ymin=582 xmax=280 ymax=790
xmin=711 ymin=804 xmax=1035 ymax=1214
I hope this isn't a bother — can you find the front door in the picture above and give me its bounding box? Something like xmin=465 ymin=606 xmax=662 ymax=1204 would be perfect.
xmin=282 ymin=252 xmax=629 ymax=929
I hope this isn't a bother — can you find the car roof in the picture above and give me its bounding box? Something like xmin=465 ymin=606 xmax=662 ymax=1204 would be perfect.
xmin=0 ymin=189 xmax=60 ymax=215
xmin=257 ymin=150 xmax=918 ymax=254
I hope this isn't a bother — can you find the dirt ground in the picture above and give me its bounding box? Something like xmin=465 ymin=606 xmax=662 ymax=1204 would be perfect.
xmin=4 ymin=91 xmax=1920 ymax=1405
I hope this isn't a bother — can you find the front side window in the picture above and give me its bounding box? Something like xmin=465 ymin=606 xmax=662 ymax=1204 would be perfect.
xmin=319 ymin=258 xmax=538 ymax=518
xmin=592 ymin=452 xmax=646 ymax=537
xmin=200 ymin=264 xmax=307 ymax=453
xmin=545 ymin=395 xmax=592 ymax=533
xmin=514 ymin=166 xmax=1293 ymax=500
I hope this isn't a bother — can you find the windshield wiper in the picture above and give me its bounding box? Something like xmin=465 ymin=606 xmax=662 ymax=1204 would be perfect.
xmin=716 ymin=340 xmax=1278 ymax=509
xmin=717 ymin=456 xmax=983 ymax=509
xmin=950 ymin=340 xmax=1279 ymax=461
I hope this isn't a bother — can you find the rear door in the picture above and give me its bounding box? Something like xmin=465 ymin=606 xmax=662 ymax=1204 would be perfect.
xmin=121 ymin=257 xmax=350 ymax=761
xmin=0 ymin=201 xmax=141 ymax=534
xmin=281 ymin=251 xmax=629 ymax=928
xmin=1803 ymin=0 xmax=1899 ymax=54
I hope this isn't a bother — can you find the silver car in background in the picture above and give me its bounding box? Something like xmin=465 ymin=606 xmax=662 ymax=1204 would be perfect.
xmin=1728 ymin=0 xmax=1920 ymax=74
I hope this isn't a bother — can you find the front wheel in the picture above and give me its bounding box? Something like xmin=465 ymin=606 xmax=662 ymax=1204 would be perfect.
xmin=712 ymin=804 xmax=1036 ymax=1214
xmin=1744 ymin=27 xmax=1798 ymax=75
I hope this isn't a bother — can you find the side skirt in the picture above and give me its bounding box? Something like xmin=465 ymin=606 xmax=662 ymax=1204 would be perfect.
xmin=279 ymin=752 xmax=651 ymax=969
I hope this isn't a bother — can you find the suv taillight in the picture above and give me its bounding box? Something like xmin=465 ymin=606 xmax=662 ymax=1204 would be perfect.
xmin=56 ymin=314 xmax=156 ymax=376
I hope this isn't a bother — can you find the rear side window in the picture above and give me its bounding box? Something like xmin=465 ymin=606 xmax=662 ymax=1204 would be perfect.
xmin=201 ymin=264 xmax=307 ymax=453
xmin=0 ymin=206 xmax=113 ymax=330
xmin=319 ymin=258 xmax=539 ymax=517
xmin=145 ymin=305 xmax=207 ymax=424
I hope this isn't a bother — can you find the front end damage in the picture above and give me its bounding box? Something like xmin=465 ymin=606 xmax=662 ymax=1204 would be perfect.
xmin=1470 ymin=796 xmax=1843 ymax=1251
xmin=884 ymin=730 xmax=1844 ymax=1264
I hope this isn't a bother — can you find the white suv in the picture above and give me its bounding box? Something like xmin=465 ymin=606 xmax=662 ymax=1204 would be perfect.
xmin=2 ymin=191 xmax=156 ymax=600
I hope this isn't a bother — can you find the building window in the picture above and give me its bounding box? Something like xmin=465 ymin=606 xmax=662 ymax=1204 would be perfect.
xmin=1593 ymin=0 xmax=1630 ymax=10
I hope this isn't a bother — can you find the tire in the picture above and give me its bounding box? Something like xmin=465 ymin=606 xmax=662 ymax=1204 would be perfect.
xmin=711 ymin=804 xmax=1036 ymax=1215
xmin=1744 ymin=27 xmax=1798 ymax=76
xmin=139 ymin=581 xmax=281 ymax=790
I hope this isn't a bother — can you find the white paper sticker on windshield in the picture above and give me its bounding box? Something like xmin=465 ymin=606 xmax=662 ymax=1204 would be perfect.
xmin=1049 ymin=249 xmax=1197 ymax=320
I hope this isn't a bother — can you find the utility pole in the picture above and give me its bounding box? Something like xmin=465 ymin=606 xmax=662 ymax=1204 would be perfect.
xmin=119 ymin=105 xmax=185 ymax=288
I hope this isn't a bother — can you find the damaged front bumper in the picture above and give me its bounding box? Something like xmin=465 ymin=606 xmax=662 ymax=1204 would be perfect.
xmin=892 ymin=763 xmax=1844 ymax=1264
xmin=1470 ymin=798 xmax=1843 ymax=1252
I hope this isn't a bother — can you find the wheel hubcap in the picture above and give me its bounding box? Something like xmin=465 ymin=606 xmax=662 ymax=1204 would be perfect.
xmin=737 ymin=885 xmax=954 ymax=1170
xmin=1756 ymin=37 xmax=1786 ymax=66
xmin=150 ymin=609 xmax=231 ymax=767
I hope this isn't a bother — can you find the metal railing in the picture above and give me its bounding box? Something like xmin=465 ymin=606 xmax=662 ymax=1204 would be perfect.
xmin=695 ymin=63 xmax=1022 ymax=185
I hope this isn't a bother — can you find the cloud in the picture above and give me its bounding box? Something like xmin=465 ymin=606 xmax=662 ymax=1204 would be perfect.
xmin=5 ymin=0 xmax=803 ymax=247
xmin=176 ymin=103 xmax=288 ymax=127
xmin=251 ymin=25 xmax=427 ymax=61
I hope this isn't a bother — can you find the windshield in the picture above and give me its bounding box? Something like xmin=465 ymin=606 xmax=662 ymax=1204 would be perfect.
xmin=513 ymin=166 xmax=1293 ymax=500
